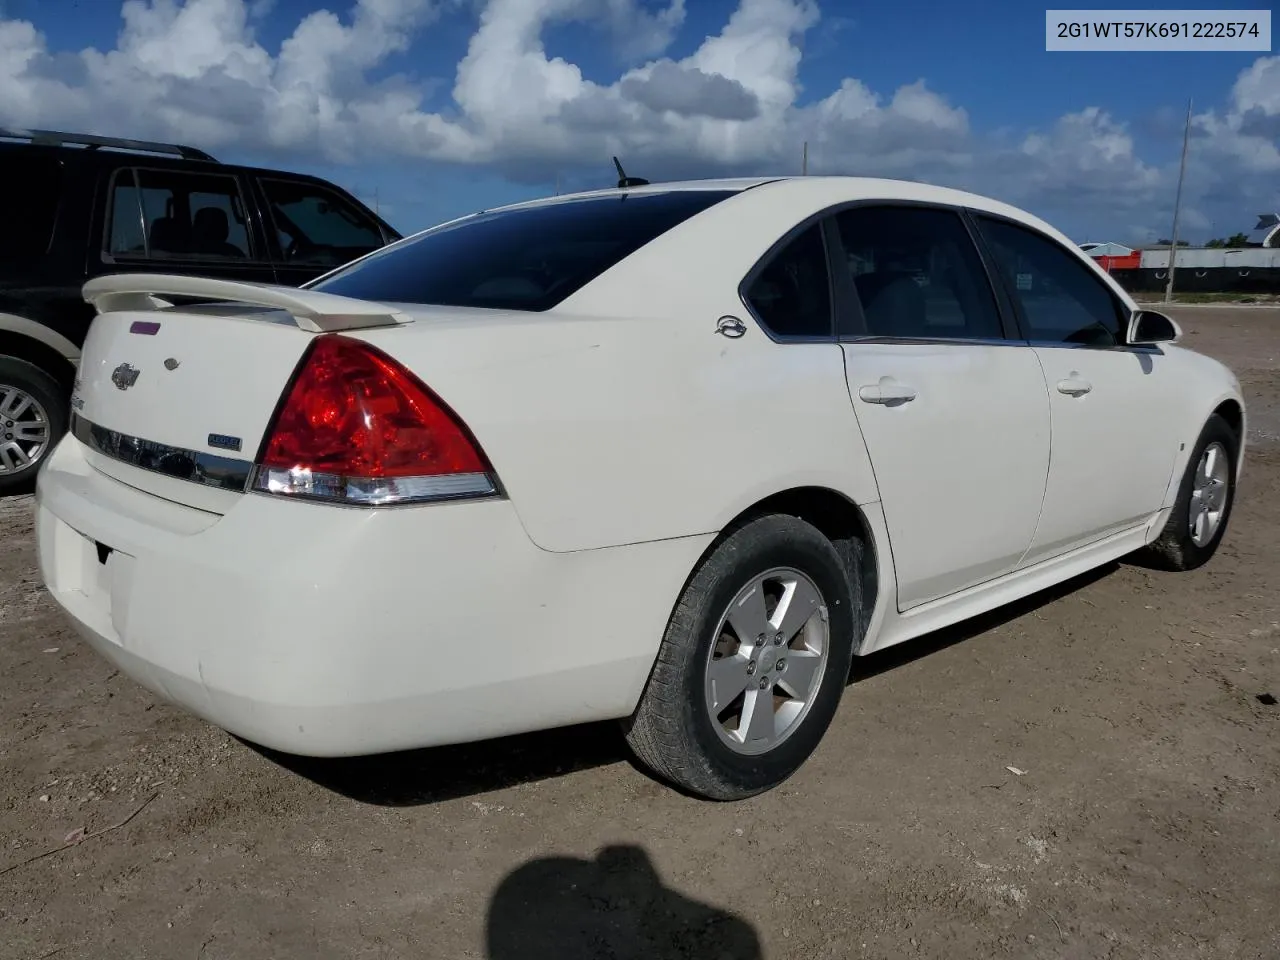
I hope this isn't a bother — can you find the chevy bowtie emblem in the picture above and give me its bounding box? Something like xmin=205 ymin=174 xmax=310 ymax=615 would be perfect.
xmin=111 ymin=363 xmax=141 ymax=391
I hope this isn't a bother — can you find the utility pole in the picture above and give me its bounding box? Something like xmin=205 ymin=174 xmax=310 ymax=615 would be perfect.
xmin=1164 ymin=98 xmax=1192 ymax=304
xmin=802 ymin=141 xmax=808 ymax=176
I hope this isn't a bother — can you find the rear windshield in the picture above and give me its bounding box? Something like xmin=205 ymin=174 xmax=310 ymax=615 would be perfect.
xmin=310 ymin=190 xmax=735 ymax=311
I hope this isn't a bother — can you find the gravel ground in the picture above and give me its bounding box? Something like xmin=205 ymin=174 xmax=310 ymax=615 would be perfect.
xmin=1 ymin=305 xmax=1277 ymax=960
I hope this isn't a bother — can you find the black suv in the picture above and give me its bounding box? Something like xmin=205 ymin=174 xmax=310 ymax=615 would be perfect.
xmin=0 ymin=129 xmax=401 ymax=491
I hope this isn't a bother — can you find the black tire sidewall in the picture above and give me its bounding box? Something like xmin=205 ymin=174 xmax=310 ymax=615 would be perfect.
xmin=673 ymin=518 xmax=857 ymax=794
xmin=0 ymin=357 xmax=68 ymax=490
xmin=1170 ymin=414 xmax=1239 ymax=566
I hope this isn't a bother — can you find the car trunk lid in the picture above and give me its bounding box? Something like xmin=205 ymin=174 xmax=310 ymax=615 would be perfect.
xmin=71 ymin=274 xmax=411 ymax=513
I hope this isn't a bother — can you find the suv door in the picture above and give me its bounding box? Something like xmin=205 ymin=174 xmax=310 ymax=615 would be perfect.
xmin=97 ymin=166 xmax=277 ymax=286
xmin=256 ymin=178 xmax=389 ymax=285
xmin=831 ymin=204 xmax=1051 ymax=610
xmin=972 ymin=213 xmax=1181 ymax=564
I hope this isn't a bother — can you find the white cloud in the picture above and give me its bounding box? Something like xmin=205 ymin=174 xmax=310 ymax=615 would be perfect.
xmin=0 ymin=0 xmax=1274 ymax=239
xmin=1193 ymin=56 xmax=1280 ymax=174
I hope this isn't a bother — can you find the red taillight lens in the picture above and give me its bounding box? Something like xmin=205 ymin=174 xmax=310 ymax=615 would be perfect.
xmin=252 ymin=334 xmax=497 ymax=505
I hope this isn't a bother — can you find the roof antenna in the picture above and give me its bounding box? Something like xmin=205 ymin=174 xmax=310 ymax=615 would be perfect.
xmin=613 ymin=156 xmax=649 ymax=189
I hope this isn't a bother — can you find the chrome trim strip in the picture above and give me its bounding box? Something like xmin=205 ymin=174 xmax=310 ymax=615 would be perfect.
xmin=841 ymin=334 xmax=1026 ymax=348
xmin=71 ymin=413 xmax=253 ymax=492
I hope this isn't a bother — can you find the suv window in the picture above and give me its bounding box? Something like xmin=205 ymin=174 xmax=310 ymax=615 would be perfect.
xmin=743 ymin=224 xmax=832 ymax=338
xmin=260 ymin=179 xmax=384 ymax=267
xmin=313 ymin=190 xmax=734 ymax=311
xmin=105 ymin=168 xmax=253 ymax=260
xmin=2 ymin=155 xmax=62 ymax=259
xmin=974 ymin=215 xmax=1127 ymax=346
xmin=834 ymin=206 xmax=1004 ymax=340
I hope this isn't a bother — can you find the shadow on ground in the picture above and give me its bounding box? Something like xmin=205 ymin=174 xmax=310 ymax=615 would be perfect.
xmin=485 ymin=844 xmax=761 ymax=960
xmin=256 ymin=719 xmax=628 ymax=807
xmin=266 ymin=562 xmax=1123 ymax=806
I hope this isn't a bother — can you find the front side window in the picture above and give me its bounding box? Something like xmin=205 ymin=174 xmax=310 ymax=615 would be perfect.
xmin=974 ymin=215 xmax=1127 ymax=346
xmin=1 ymin=154 xmax=63 ymax=259
xmin=743 ymin=224 xmax=832 ymax=338
xmin=834 ymin=205 xmax=1004 ymax=341
xmin=260 ymin=179 xmax=384 ymax=267
xmin=105 ymin=168 xmax=253 ymax=260
xmin=313 ymin=190 xmax=734 ymax=311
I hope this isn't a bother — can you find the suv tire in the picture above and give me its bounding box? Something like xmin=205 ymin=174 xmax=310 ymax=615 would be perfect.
xmin=0 ymin=357 xmax=67 ymax=493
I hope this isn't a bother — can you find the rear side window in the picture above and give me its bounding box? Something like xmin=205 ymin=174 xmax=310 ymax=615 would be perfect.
xmin=743 ymin=224 xmax=832 ymax=338
xmin=312 ymin=190 xmax=735 ymax=311
xmin=1 ymin=155 xmax=62 ymax=259
xmin=105 ymin=168 xmax=254 ymax=261
xmin=835 ymin=205 xmax=1005 ymax=341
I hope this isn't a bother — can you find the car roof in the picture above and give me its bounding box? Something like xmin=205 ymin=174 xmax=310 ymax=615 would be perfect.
xmin=477 ymin=175 xmax=1037 ymax=224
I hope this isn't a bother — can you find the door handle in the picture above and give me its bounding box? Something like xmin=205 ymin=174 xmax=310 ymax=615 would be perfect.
xmin=858 ymin=377 xmax=918 ymax=405
xmin=1056 ymin=376 xmax=1093 ymax=397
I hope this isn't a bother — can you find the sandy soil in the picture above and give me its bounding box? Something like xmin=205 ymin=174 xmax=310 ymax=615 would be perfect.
xmin=1 ymin=306 xmax=1277 ymax=960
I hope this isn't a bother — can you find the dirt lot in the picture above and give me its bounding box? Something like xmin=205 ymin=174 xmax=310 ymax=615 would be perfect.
xmin=2 ymin=305 xmax=1278 ymax=960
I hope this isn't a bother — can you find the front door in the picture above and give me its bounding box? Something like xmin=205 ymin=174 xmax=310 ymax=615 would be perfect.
xmin=972 ymin=214 xmax=1180 ymax=566
xmin=831 ymin=205 xmax=1051 ymax=610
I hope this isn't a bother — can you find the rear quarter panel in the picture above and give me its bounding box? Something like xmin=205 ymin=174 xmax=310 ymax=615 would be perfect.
xmin=359 ymin=311 xmax=878 ymax=554
xmin=354 ymin=181 xmax=890 ymax=553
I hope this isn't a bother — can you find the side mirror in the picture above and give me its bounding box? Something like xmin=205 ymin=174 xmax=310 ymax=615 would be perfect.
xmin=1127 ymin=309 xmax=1181 ymax=345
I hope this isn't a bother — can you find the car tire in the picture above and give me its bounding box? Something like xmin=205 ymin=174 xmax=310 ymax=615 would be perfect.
xmin=1139 ymin=413 xmax=1239 ymax=572
xmin=0 ymin=357 xmax=67 ymax=494
xmin=623 ymin=514 xmax=860 ymax=801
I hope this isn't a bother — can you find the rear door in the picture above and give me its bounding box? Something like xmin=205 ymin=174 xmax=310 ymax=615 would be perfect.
xmin=971 ymin=214 xmax=1181 ymax=564
xmin=97 ymin=166 xmax=278 ymax=287
xmin=831 ymin=204 xmax=1051 ymax=610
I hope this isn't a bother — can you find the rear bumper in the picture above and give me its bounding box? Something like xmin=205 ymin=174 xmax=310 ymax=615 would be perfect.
xmin=36 ymin=436 xmax=711 ymax=756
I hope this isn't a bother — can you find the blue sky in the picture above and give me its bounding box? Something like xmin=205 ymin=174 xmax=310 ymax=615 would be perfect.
xmin=1 ymin=0 xmax=1276 ymax=244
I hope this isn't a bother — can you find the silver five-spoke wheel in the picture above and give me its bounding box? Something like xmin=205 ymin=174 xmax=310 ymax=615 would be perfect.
xmin=704 ymin=567 xmax=830 ymax=756
xmin=1188 ymin=441 xmax=1229 ymax=547
xmin=0 ymin=384 xmax=51 ymax=477
xmin=625 ymin=513 xmax=857 ymax=800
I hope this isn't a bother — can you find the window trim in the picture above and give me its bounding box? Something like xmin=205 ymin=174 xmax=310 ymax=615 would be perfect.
xmin=258 ymin=176 xmax=385 ymax=264
xmin=965 ymin=208 xmax=1146 ymax=353
xmin=100 ymin=165 xmax=259 ymax=264
xmin=736 ymin=215 xmax=838 ymax=343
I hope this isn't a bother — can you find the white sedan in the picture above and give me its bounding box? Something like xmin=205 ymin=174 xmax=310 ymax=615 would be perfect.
xmin=35 ymin=176 xmax=1245 ymax=801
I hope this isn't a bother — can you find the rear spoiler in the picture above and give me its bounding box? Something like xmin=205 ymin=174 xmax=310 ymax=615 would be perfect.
xmin=82 ymin=274 xmax=411 ymax=333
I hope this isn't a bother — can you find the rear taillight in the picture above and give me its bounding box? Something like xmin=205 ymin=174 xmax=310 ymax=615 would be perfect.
xmin=251 ymin=334 xmax=498 ymax=506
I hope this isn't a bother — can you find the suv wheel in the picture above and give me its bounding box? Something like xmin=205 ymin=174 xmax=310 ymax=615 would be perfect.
xmin=0 ymin=357 xmax=67 ymax=493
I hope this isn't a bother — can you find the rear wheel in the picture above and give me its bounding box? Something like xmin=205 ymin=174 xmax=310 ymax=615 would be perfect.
xmin=1139 ymin=413 xmax=1239 ymax=571
xmin=624 ymin=514 xmax=859 ymax=800
xmin=0 ymin=358 xmax=67 ymax=493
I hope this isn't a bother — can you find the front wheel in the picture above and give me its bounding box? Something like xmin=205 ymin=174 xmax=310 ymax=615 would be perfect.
xmin=0 ymin=357 xmax=67 ymax=494
xmin=624 ymin=514 xmax=859 ymax=800
xmin=1139 ymin=413 xmax=1239 ymax=571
